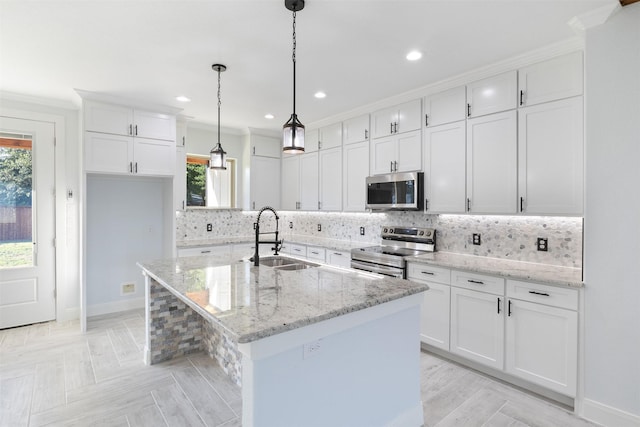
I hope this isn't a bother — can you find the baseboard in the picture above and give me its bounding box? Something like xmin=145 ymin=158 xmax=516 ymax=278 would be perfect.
xmin=582 ymin=399 xmax=640 ymax=427
xmin=87 ymin=298 xmax=145 ymax=317
xmin=386 ymin=401 xmax=424 ymax=427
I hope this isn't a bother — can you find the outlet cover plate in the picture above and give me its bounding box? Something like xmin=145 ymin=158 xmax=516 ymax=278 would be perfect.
xmin=537 ymin=237 xmax=548 ymax=251
xmin=473 ymin=233 xmax=481 ymax=245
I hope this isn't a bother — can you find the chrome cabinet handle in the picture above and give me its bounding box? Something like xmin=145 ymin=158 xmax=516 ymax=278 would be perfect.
xmin=467 ymin=198 xmax=471 ymax=212
xmin=468 ymin=279 xmax=484 ymax=285
xmin=497 ymin=297 xmax=501 ymax=314
xmin=129 ymin=124 xmax=133 ymax=135
xmin=520 ymin=197 xmax=524 ymax=212
xmin=528 ymin=290 xmax=550 ymax=297
xmin=421 ymin=271 xmax=435 ymax=275
xmin=129 ymin=162 xmax=133 ymax=173
xmin=425 ymin=114 xmax=429 ymax=127
xmin=508 ymin=300 xmax=512 ymax=316
xmin=520 ymin=90 xmax=525 ymax=106
xmin=467 ymin=104 xmax=471 ymax=117
xmin=134 ymin=125 xmax=138 ymax=136
xmin=364 ymin=129 xmax=368 ymax=139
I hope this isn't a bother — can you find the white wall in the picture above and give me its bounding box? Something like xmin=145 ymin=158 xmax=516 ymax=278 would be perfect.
xmin=583 ymin=3 xmax=640 ymax=424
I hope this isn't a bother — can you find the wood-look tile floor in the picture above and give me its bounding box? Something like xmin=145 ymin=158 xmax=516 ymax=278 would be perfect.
xmin=0 ymin=310 xmax=599 ymax=427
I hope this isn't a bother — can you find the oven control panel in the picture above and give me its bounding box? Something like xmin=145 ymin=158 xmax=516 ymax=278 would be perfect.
xmin=381 ymin=226 xmax=436 ymax=248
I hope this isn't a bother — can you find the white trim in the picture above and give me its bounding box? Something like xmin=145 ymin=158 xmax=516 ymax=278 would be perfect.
xmin=582 ymin=399 xmax=640 ymax=427
xmin=74 ymin=88 xmax=183 ymax=115
xmin=385 ymin=402 xmax=424 ymax=427
xmin=0 ymin=91 xmax=78 ymax=111
xmin=568 ymin=2 xmax=622 ymax=36
xmin=86 ymin=297 xmax=145 ymax=317
xmin=185 ymin=120 xmax=245 ymax=136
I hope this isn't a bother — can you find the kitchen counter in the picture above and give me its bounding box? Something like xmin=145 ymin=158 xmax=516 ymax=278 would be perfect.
xmin=138 ymin=254 xmax=428 ymax=426
xmin=176 ymin=234 xmax=372 ymax=252
xmin=408 ymin=251 xmax=583 ymax=288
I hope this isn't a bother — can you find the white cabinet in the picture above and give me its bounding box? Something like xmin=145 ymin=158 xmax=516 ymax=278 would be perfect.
xmin=466 ymin=110 xmax=517 ymax=213
xmin=174 ymin=145 xmax=186 ymax=210
xmin=450 ymin=285 xmax=505 ymax=370
xmin=232 ymin=242 xmax=273 ymax=259
xmin=505 ymin=280 xmax=578 ymax=396
xmin=372 ymin=99 xmax=422 ymax=138
xmin=343 ymin=114 xmax=370 ymax=145
xmin=286 ymin=243 xmax=307 ymax=258
xmin=84 ymin=132 xmax=175 ymax=176
xmin=250 ymin=156 xmax=280 ymax=210
xmin=84 ymin=101 xmax=176 ymax=141
xmin=319 ymin=122 xmax=342 ymax=150
xmin=370 ymin=130 xmax=422 ymax=175
xmin=306 ymin=246 xmax=326 ymax=262
xmin=319 ymin=147 xmax=342 ymax=211
xmin=305 ymin=128 xmax=320 ymax=153
xmin=408 ymin=263 xmax=451 ymax=351
xmin=178 ymin=245 xmax=231 ymax=258
xmin=343 ymin=140 xmax=369 ymax=212
xmin=423 ymin=121 xmax=466 ymax=213
xmin=327 ymin=250 xmax=351 ymax=269
xmin=467 ymin=71 xmax=517 ymax=118
xmin=299 ymin=152 xmax=319 ymax=211
xmin=518 ymin=52 xmax=583 ymax=107
xmin=518 ymin=97 xmax=583 ymax=215
xmin=424 ymin=86 xmax=467 ymax=127
xmin=250 ymin=133 xmax=281 ymax=158
xmin=281 ymin=155 xmax=301 ymax=210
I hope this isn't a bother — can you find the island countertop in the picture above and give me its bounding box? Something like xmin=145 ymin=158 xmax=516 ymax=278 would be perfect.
xmin=138 ymin=255 xmax=428 ymax=344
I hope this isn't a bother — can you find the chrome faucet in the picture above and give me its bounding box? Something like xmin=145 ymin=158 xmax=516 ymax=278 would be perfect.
xmin=253 ymin=206 xmax=283 ymax=266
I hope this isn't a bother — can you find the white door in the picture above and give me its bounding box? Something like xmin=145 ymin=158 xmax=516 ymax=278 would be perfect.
xmin=0 ymin=117 xmax=56 ymax=328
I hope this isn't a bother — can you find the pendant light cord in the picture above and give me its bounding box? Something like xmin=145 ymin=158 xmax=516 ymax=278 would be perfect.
xmin=217 ymin=68 xmax=222 ymax=147
xmin=292 ymin=10 xmax=297 ymax=116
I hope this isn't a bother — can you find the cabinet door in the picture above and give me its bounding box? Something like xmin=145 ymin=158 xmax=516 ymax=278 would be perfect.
xmin=420 ymin=282 xmax=451 ymax=351
xmin=174 ymin=146 xmax=186 ymax=210
xmin=518 ymin=51 xmax=583 ymax=107
xmin=397 ymin=99 xmax=422 ymax=133
xmin=506 ymin=299 xmax=577 ymax=396
xmin=424 ymin=122 xmax=466 ymax=213
xmin=305 ymin=128 xmax=320 ymax=153
xmin=320 ymin=122 xmax=342 ymax=150
xmin=327 ymin=250 xmax=351 ymax=268
xmin=424 ymin=86 xmax=467 ymax=127
xmin=134 ymin=138 xmax=175 ymax=176
xmin=518 ymin=97 xmax=583 ymax=215
xmin=84 ymin=132 xmax=132 ymax=174
xmin=450 ymin=286 xmax=505 ymax=370
xmin=84 ymin=101 xmax=133 ymax=136
xmin=372 ymin=106 xmax=398 ymax=139
xmin=176 ymin=120 xmax=187 ymax=147
xmin=396 ymin=130 xmax=422 ymax=172
xmin=251 ymin=134 xmax=281 ymax=158
xmin=299 ymin=152 xmax=319 ymax=210
xmin=250 ymin=156 xmax=281 ymax=210
xmin=319 ymin=147 xmax=342 ymax=211
xmin=467 ymin=110 xmax=517 ymax=214
xmin=307 ymin=247 xmax=326 ymax=262
xmin=343 ymin=114 xmax=370 ymax=145
xmin=343 ymin=140 xmax=369 ymax=212
xmin=370 ymin=136 xmax=396 ymax=175
xmin=467 ymin=71 xmax=517 ymax=118
xmin=133 ymin=110 xmax=176 ymax=142
xmin=281 ymin=155 xmax=300 ymax=210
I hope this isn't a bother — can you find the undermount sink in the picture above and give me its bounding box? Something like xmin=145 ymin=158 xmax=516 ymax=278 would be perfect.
xmin=259 ymin=256 xmax=319 ymax=270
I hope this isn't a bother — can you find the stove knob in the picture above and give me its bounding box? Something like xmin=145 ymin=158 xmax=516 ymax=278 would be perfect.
xmin=426 ymin=230 xmax=432 ymax=236
xmin=383 ymin=228 xmax=388 ymax=233
xmin=389 ymin=228 xmax=394 ymax=233
xmin=419 ymin=231 xmax=424 ymax=236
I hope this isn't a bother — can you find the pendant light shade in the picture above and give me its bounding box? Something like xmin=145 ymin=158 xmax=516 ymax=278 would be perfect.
xmin=210 ymin=63 xmax=227 ymax=170
xmin=283 ymin=0 xmax=305 ymax=153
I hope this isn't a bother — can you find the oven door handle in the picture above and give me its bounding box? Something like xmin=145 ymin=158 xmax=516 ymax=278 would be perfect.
xmin=350 ymin=260 xmax=404 ymax=278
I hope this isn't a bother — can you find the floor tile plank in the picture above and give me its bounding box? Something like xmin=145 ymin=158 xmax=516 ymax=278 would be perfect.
xmin=152 ymin=383 xmax=207 ymax=427
xmin=31 ymin=358 xmax=67 ymax=413
xmin=126 ymin=403 xmax=169 ymax=427
xmin=0 ymin=374 xmax=34 ymax=427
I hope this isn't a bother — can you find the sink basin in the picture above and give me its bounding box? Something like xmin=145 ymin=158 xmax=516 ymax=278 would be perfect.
xmin=258 ymin=256 xmax=319 ymax=270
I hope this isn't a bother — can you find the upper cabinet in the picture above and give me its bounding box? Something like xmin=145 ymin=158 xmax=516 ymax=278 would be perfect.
xmin=370 ymin=130 xmax=422 ymax=175
xmin=305 ymin=128 xmax=320 ymax=153
xmin=319 ymin=147 xmax=342 ymax=211
xmin=250 ymin=133 xmax=281 ymax=158
xmin=84 ymin=100 xmax=176 ymax=141
xmin=467 ymin=71 xmax=518 ymax=118
xmin=424 ymin=86 xmax=467 ymax=128
xmin=343 ymin=140 xmax=369 ymax=212
xmin=372 ymin=99 xmax=422 ymax=138
xmin=248 ymin=131 xmax=281 ymax=209
xmin=319 ymin=122 xmax=342 ymax=150
xmin=343 ymin=114 xmax=370 ymax=145
xmin=518 ymin=51 xmax=583 ymax=107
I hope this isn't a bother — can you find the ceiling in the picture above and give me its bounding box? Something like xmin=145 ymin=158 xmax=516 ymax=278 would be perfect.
xmin=0 ymin=0 xmax=615 ymax=133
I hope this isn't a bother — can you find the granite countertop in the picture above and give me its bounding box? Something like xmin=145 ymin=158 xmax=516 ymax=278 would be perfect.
xmin=138 ymin=255 xmax=428 ymax=344
xmin=177 ymin=234 xmax=372 ymax=252
xmin=407 ymin=252 xmax=583 ymax=288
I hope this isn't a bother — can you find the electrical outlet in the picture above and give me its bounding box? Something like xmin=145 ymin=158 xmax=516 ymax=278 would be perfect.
xmin=317 ymin=224 xmax=322 ymax=232
xmin=121 ymin=283 xmax=135 ymax=295
xmin=360 ymin=226 xmax=365 ymax=236
xmin=253 ymin=222 xmax=257 ymax=230
xmin=537 ymin=237 xmax=548 ymax=252
xmin=473 ymin=233 xmax=481 ymax=245
xmin=289 ymin=221 xmax=293 ymax=229
xmin=303 ymin=339 xmax=322 ymax=359
xmin=206 ymin=223 xmax=213 ymax=232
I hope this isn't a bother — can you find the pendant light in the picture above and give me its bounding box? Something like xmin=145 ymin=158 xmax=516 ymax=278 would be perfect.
xmin=282 ymin=0 xmax=305 ymax=153
xmin=210 ymin=63 xmax=227 ymax=170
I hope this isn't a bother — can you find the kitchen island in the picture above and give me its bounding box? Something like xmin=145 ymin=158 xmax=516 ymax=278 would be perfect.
xmin=138 ymin=254 xmax=428 ymax=427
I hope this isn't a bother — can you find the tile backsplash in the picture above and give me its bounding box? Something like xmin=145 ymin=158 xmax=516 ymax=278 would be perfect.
xmin=177 ymin=209 xmax=582 ymax=268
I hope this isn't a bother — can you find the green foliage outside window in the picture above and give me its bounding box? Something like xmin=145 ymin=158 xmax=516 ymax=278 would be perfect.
xmin=0 ymin=147 xmax=32 ymax=207
xmin=186 ymin=162 xmax=206 ymax=206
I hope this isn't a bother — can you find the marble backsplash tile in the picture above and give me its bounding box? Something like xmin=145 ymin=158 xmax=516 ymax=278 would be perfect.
xmin=177 ymin=209 xmax=582 ymax=268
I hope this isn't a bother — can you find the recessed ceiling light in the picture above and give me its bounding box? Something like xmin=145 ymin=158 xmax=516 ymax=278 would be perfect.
xmin=175 ymin=95 xmax=191 ymax=102
xmin=406 ymin=51 xmax=422 ymax=61
xmin=265 ymin=114 xmax=275 ymax=119
xmin=314 ymin=91 xmax=326 ymax=99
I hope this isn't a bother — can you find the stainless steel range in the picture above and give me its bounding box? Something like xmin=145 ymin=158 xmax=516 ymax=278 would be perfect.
xmin=351 ymin=226 xmax=436 ymax=278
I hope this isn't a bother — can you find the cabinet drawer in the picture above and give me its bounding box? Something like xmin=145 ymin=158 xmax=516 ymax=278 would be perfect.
xmin=507 ymin=280 xmax=578 ymax=310
xmin=451 ymin=270 xmax=504 ymax=296
xmin=327 ymin=250 xmax=351 ymax=268
xmin=288 ymin=243 xmax=307 ymax=258
xmin=407 ymin=263 xmax=450 ymax=285
xmin=307 ymin=246 xmax=326 ymax=262
xmin=178 ymin=245 xmax=230 ymax=257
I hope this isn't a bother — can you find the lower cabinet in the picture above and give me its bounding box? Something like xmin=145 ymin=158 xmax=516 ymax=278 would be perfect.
xmin=327 ymin=250 xmax=351 ymax=269
xmin=306 ymin=246 xmax=326 ymax=262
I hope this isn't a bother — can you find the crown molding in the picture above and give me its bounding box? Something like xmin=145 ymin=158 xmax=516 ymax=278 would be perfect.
xmin=568 ymin=1 xmax=622 ymax=36
xmin=74 ymin=89 xmax=183 ymax=115
xmin=0 ymin=90 xmax=78 ymax=111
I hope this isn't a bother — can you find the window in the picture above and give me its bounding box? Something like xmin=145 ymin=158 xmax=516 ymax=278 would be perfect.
xmin=186 ymin=155 xmax=236 ymax=208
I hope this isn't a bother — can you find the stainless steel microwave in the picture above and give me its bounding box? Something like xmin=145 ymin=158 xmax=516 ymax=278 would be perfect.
xmin=366 ymin=172 xmax=424 ymax=211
